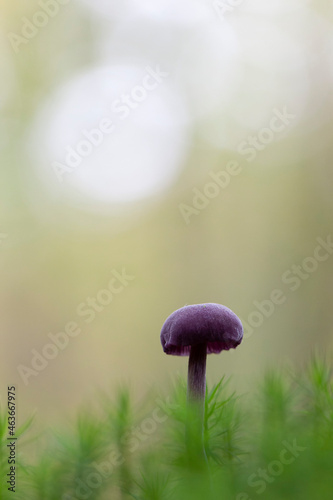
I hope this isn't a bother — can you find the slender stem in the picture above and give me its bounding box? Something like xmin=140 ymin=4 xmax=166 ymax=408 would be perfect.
xmin=186 ymin=343 xmax=207 ymax=466
xmin=187 ymin=343 xmax=207 ymax=405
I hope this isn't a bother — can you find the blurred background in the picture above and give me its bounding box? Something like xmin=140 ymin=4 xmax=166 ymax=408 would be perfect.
xmin=1 ymin=0 xmax=333 ymax=425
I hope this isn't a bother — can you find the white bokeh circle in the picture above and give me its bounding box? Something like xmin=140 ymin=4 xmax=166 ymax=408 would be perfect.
xmin=242 ymin=0 xmax=311 ymax=18
xmin=76 ymin=0 xmax=211 ymax=25
xmin=30 ymin=64 xmax=190 ymax=209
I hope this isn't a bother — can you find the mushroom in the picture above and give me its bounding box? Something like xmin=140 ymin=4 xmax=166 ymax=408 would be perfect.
xmin=160 ymin=303 xmax=243 ymax=461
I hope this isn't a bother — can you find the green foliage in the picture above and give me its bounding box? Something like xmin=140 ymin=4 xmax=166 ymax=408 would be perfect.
xmin=1 ymin=355 xmax=333 ymax=499
xmin=204 ymin=377 xmax=243 ymax=464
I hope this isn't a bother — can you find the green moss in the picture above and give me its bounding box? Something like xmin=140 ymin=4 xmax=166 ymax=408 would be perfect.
xmin=1 ymin=354 xmax=332 ymax=499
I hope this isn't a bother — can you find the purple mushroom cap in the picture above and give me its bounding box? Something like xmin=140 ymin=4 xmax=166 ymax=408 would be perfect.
xmin=160 ymin=303 xmax=243 ymax=356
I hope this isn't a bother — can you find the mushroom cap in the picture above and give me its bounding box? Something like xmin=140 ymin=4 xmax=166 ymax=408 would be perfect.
xmin=160 ymin=303 xmax=243 ymax=356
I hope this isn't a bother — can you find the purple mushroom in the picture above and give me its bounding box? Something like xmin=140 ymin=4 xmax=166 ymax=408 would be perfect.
xmin=160 ymin=303 xmax=243 ymax=422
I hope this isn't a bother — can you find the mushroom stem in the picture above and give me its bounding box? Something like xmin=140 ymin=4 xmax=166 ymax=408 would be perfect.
xmin=187 ymin=342 xmax=207 ymax=404
xmin=186 ymin=343 xmax=208 ymax=465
